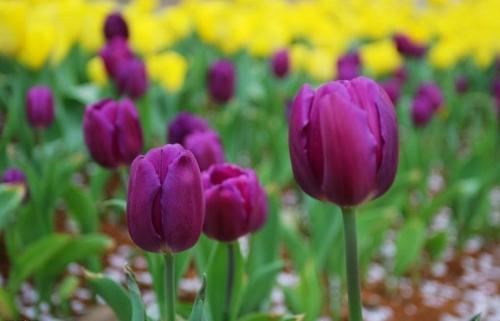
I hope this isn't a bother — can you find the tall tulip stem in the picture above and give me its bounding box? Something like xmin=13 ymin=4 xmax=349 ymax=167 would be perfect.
xmin=164 ymin=253 xmax=176 ymax=321
xmin=223 ymin=242 xmax=236 ymax=321
xmin=341 ymin=207 xmax=363 ymax=321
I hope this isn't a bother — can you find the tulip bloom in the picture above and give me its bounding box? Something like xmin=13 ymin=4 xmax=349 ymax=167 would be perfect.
xmin=393 ymin=33 xmax=427 ymax=58
xmin=115 ymin=58 xmax=149 ymax=99
xmin=455 ymin=76 xmax=469 ymax=93
xmin=271 ymin=49 xmax=290 ymax=78
xmin=416 ymin=83 xmax=443 ymax=110
xmin=207 ymin=60 xmax=235 ymax=104
xmin=288 ymin=76 xmax=399 ymax=207
xmin=104 ymin=12 xmax=129 ymax=41
xmin=411 ymin=97 xmax=434 ymax=127
xmin=380 ymin=79 xmax=401 ymax=105
xmin=127 ymin=144 xmax=204 ymax=253
xmin=203 ymin=163 xmax=267 ymax=242
xmin=184 ymin=131 xmax=224 ymax=172
xmin=83 ymin=99 xmax=143 ymax=168
xmin=337 ymin=52 xmax=361 ymax=81
xmin=167 ymin=112 xmax=210 ymax=145
xmin=25 ymin=86 xmax=54 ymax=129
xmin=100 ymin=37 xmax=133 ymax=78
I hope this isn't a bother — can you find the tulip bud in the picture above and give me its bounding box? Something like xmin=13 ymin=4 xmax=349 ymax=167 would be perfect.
xmin=115 ymin=58 xmax=149 ymax=99
xmin=1 ymin=167 xmax=28 ymax=200
xmin=393 ymin=33 xmax=427 ymax=58
xmin=271 ymin=49 xmax=290 ymax=78
xmin=127 ymin=144 xmax=204 ymax=253
xmin=25 ymin=86 xmax=54 ymax=129
xmin=416 ymin=82 xmax=443 ymax=111
xmin=491 ymin=78 xmax=500 ymax=99
xmin=288 ymin=76 xmax=399 ymax=207
xmin=167 ymin=112 xmax=210 ymax=145
xmin=336 ymin=52 xmax=361 ymax=80
xmin=203 ymin=163 xmax=267 ymax=242
xmin=104 ymin=12 xmax=129 ymax=41
xmin=207 ymin=60 xmax=235 ymax=104
xmin=394 ymin=66 xmax=408 ymax=83
xmin=455 ymin=76 xmax=469 ymax=94
xmin=184 ymin=130 xmax=224 ymax=172
xmin=380 ymin=79 xmax=401 ymax=105
xmin=83 ymin=99 xmax=143 ymax=168
xmin=100 ymin=37 xmax=134 ymax=78
xmin=411 ymin=96 xmax=434 ymax=127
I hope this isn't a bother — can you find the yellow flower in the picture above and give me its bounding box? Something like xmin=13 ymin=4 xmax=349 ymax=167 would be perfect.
xmin=146 ymin=51 xmax=188 ymax=93
xmin=79 ymin=2 xmax=114 ymax=52
xmin=305 ymin=48 xmax=335 ymax=82
xmin=0 ymin=1 xmax=27 ymax=56
xmin=87 ymin=56 xmax=107 ymax=87
xmin=290 ymin=43 xmax=309 ymax=74
xmin=360 ymin=39 xmax=402 ymax=76
xmin=127 ymin=11 xmax=170 ymax=55
xmin=17 ymin=15 xmax=56 ymax=69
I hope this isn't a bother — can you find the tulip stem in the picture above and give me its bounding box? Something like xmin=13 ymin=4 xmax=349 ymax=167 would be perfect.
xmin=341 ymin=207 xmax=363 ymax=321
xmin=164 ymin=253 xmax=176 ymax=321
xmin=223 ymin=242 xmax=236 ymax=321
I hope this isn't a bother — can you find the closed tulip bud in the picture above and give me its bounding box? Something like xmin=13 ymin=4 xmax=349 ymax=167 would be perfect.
xmin=207 ymin=60 xmax=235 ymax=104
xmin=380 ymin=79 xmax=401 ymax=105
xmin=25 ymin=86 xmax=54 ymax=129
xmin=167 ymin=112 xmax=210 ymax=145
xmin=491 ymin=78 xmax=500 ymax=98
xmin=104 ymin=12 xmax=129 ymax=41
xmin=184 ymin=130 xmax=224 ymax=172
xmin=416 ymin=82 xmax=443 ymax=111
xmin=100 ymin=37 xmax=133 ymax=78
xmin=337 ymin=52 xmax=361 ymax=81
xmin=411 ymin=96 xmax=434 ymax=127
xmin=393 ymin=33 xmax=427 ymax=58
xmin=271 ymin=49 xmax=290 ymax=78
xmin=83 ymin=99 xmax=143 ymax=168
xmin=203 ymin=164 xmax=267 ymax=242
xmin=455 ymin=76 xmax=469 ymax=93
xmin=1 ymin=167 xmax=28 ymax=200
xmin=289 ymin=76 xmax=399 ymax=207
xmin=127 ymin=144 xmax=204 ymax=253
xmin=115 ymin=58 xmax=149 ymax=99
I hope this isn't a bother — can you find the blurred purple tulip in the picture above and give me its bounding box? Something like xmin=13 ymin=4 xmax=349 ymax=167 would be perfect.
xmin=416 ymin=82 xmax=443 ymax=111
xmin=25 ymin=86 xmax=54 ymax=129
xmin=411 ymin=96 xmax=435 ymax=127
xmin=100 ymin=37 xmax=133 ymax=78
xmin=455 ymin=76 xmax=469 ymax=93
xmin=207 ymin=60 xmax=235 ymax=104
xmin=271 ymin=49 xmax=290 ymax=78
xmin=127 ymin=144 xmax=204 ymax=253
xmin=394 ymin=66 xmax=408 ymax=84
xmin=492 ymin=78 xmax=500 ymax=98
xmin=1 ymin=167 xmax=28 ymax=200
xmin=83 ymin=99 xmax=143 ymax=168
xmin=393 ymin=33 xmax=427 ymax=58
xmin=380 ymin=79 xmax=401 ymax=105
xmin=167 ymin=112 xmax=210 ymax=145
xmin=184 ymin=130 xmax=224 ymax=171
xmin=203 ymin=163 xmax=267 ymax=242
xmin=337 ymin=52 xmax=361 ymax=80
xmin=115 ymin=58 xmax=149 ymax=99
xmin=104 ymin=12 xmax=129 ymax=41
xmin=288 ymin=76 xmax=399 ymax=207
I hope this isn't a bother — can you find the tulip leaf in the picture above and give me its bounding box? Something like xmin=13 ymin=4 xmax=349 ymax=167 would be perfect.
xmin=238 ymin=314 xmax=304 ymax=321
xmin=0 ymin=287 xmax=18 ymax=321
xmin=101 ymin=198 xmax=127 ymax=212
xmin=469 ymin=314 xmax=481 ymax=321
xmin=125 ymin=265 xmax=146 ymax=321
xmin=0 ymin=184 xmax=24 ymax=231
xmin=85 ymin=270 xmax=132 ymax=321
xmin=189 ymin=274 xmax=208 ymax=321
xmin=63 ymin=184 xmax=98 ymax=233
xmin=394 ymin=218 xmax=426 ymax=275
xmin=426 ymin=231 xmax=448 ymax=261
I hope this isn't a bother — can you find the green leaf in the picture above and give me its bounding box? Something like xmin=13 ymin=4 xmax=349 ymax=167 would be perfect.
xmin=240 ymin=261 xmax=283 ymax=314
xmin=101 ymin=198 xmax=127 ymax=212
xmin=189 ymin=274 xmax=208 ymax=321
xmin=125 ymin=265 xmax=146 ymax=321
xmin=0 ymin=184 xmax=25 ymax=231
xmin=469 ymin=313 xmax=481 ymax=321
xmin=239 ymin=314 xmax=304 ymax=321
xmin=85 ymin=270 xmax=132 ymax=321
xmin=63 ymin=184 xmax=98 ymax=233
xmin=394 ymin=219 xmax=426 ymax=275
xmin=58 ymin=276 xmax=80 ymax=302
xmin=426 ymin=231 xmax=448 ymax=261
xmin=0 ymin=287 xmax=18 ymax=321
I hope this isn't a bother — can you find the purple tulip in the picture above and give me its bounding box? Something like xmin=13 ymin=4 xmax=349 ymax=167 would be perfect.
xmin=83 ymin=99 xmax=143 ymax=168
xmin=455 ymin=76 xmax=469 ymax=93
xmin=167 ymin=112 xmax=210 ymax=145
xmin=25 ymin=86 xmax=54 ymax=129
xmin=104 ymin=12 xmax=129 ymax=41
xmin=203 ymin=163 xmax=267 ymax=242
xmin=394 ymin=66 xmax=408 ymax=84
xmin=184 ymin=130 xmax=224 ymax=172
xmin=492 ymin=78 xmax=500 ymax=98
xmin=207 ymin=60 xmax=235 ymax=104
xmin=1 ymin=167 xmax=28 ymax=200
xmin=393 ymin=33 xmax=427 ymax=58
xmin=337 ymin=52 xmax=361 ymax=81
xmin=411 ymin=96 xmax=435 ymax=127
xmin=99 ymin=37 xmax=133 ymax=78
xmin=416 ymin=83 xmax=443 ymax=111
xmin=288 ymin=76 xmax=399 ymax=207
xmin=127 ymin=144 xmax=204 ymax=253
xmin=115 ymin=58 xmax=148 ymax=99
xmin=271 ymin=49 xmax=290 ymax=78
xmin=380 ymin=79 xmax=401 ymax=105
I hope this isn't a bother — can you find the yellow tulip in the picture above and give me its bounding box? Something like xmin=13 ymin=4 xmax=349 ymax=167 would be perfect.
xmin=87 ymin=56 xmax=108 ymax=86
xmin=146 ymin=51 xmax=188 ymax=93
xmin=0 ymin=1 xmax=27 ymax=56
xmin=360 ymin=39 xmax=402 ymax=76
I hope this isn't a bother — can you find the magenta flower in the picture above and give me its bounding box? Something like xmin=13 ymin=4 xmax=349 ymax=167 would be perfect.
xmin=288 ymin=76 xmax=399 ymax=207
xmin=337 ymin=52 xmax=361 ymax=81
xmin=271 ymin=49 xmax=290 ymax=78
xmin=207 ymin=60 xmax=235 ymax=104
xmin=393 ymin=33 xmax=427 ymax=58
xmin=115 ymin=58 xmax=149 ymax=99
xmin=104 ymin=12 xmax=129 ymax=41
xmin=25 ymin=86 xmax=54 ymax=129
xmin=167 ymin=112 xmax=210 ymax=145
xmin=184 ymin=131 xmax=224 ymax=172
xmin=99 ymin=37 xmax=133 ymax=78
xmin=380 ymin=79 xmax=401 ymax=105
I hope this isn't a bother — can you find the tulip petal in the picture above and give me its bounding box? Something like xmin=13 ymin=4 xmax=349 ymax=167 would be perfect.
xmin=127 ymin=156 xmax=163 ymax=252
xmin=116 ymin=99 xmax=143 ymax=164
xmin=248 ymin=186 xmax=268 ymax=233
xmin=83 ymin=106 xmax=119 ymax=167
xmin=161 ymin=151 xmax=204 ymax=253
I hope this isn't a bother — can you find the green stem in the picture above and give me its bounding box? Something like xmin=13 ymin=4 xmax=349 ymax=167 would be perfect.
xmin=223 ymin=242 xmax=236 ymax=321
xmin=341 ymin=207 xmax=363 ymax=321
xmin=118 ymin=167 xmax=129 ymax=195
xmin=164 ymin=253 xmax=176 ymax=321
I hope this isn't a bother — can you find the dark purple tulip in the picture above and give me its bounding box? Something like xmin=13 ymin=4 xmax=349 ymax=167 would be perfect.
xmin=1 ymin=167 xmax=28 ymax=200
xmin=104 ymin=12 xmax=129 ymax=41
xmin=411 ymin=96 xmax=434 ymax=127
xmin=394 ymin=66 xmax=408 ymax=83
xmin=99 ymin=37 xmax=133 ymax=78
xmin=207 ymin=60 xmax=235 ymax=104
xmin=203 ymin=163 xmax=267 ymax=242
xmin=127 ymin=144 xmax=204 ymax=253
xmin=393 ymin=33 xmax=427 ymax=58
xmin=455 ymin=76 xmax=469 ymax=93
xmin=115 ymin=58 xmax=149 ymax=99
xmin=380 ymin=79 xmax=401 ymax=105
xmin=288 ymin=76 xmax=399 ymax=207
xmin=83 ymin=99 xmax=143 ymax=168
xmin=416 ymin=83 xmax=443 ymax=111
xmin=492 ymin=78 xmax=500 ymax=98
xmin=167 ymin=112 xmax=210 ymax=145
xmin=337 ymin=52 xmax=361 ymax=80
xmin=25 ymin=86 xmax=54 ymax=129
xmin=271 ymin=49 xmax=290 ymax=78
xmin=184 ymin=130 xmax=224 ymax=171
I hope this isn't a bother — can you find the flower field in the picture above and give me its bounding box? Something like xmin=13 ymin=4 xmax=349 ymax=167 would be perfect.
xmin=0 ymin=1 xmax=499 ymax=321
